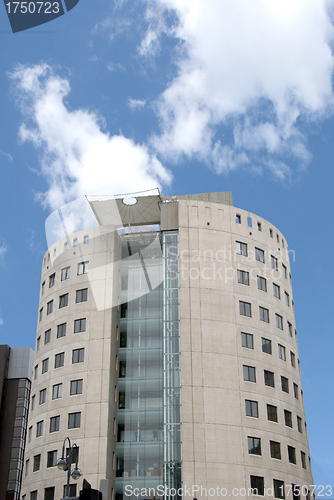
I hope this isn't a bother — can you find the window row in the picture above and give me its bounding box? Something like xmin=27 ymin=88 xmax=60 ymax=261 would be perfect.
xmin=238 ymin=270 xmax=291 ymax=305
xmin=235 ymin=215 xmax=285 ymax=247
xmin=39 ymin=287 xmax=88 ymax=321
xmin=250 ymin=475 xmax=311 ymax=499
xmin=24 ymin=484 xmax=77 ymax=500
xmin=29 ymin=412 xmax=82 ymax=442
xmin=243 ymin=365 xmax=300 ymax=398
xmin=245 ymin=400 xmax=304 ymax=432
xmin=43 ymin=234 xmax=89 ymax=266
xmin=241 ymin=332 xmax=296 ymax=367
xmin=30 ymin=380 xmax=83 ymax=414
xmin=239 ymin=301 xmax=294 ymax=335
xmin=236 ymin=241 xmax=288 ymax=277
xmin=26 ymin=445 xmax=79 ymax=475
xmin=33 ymin=349 xmax=84 ymax=381
xmin=248 ymin=436 xmax=308 ymax=467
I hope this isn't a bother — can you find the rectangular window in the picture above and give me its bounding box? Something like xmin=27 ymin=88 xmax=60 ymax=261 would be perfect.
xmin=39 ymin=389 xmax=46 ymax=405
xmin=250 ymin=476 xmax=264 ymax=496
xmin=276 ymin=314 xmax=283 ymax=330
xmin=25 ymin=459 xmax=29 ymax=476
xmin=239 ymin=301 xmax=252 ymax=317
xmin=270 ymin=441 xmax=281 ymax=459
xmin=262 ymin=337 xmax=272 ymax=354
xmin=52 ymin=383 xmax=62 ymax=400
xmin=68 ymin=412 xmax=81 ymax=429
xmin=281 ymin=376 xmax=289 ymax=393
xmin=47 ymin=300 xmax=53 ymax=315
xmin=264 ymin=370 xmax=275 ymax=387
xmin=76 ymin=288 xmax=88 ymax=303
xmin=36 ymin=420 xmax=43 ymax=437
xmin=288 ymin=446 xmax=297 ymax=464
xmin=37 ymin=336 xmax=41 ymax=350
xmin=259 ymin=306 xmax=269 ymax=323
xmin=41 ymin=281 xmax=45 ymax=295
xmin=273 ymin=283 xmax=280 ymax=299
xmin=243 ymin=365 xmax=256 ymax=382
xmin=257 ymin=222 xmax=262 ymax=231
xmin=49 ymin=273 xmax=55 ymax=287
xmin=237 ymin=269 xmax=249 ymax=285
xmin=31 ymin=394 xmax=35 ymax=410
xmin=245 ymin=400 xmax=258 ymax=418
xmin=273 ymin=480 xmax=285 ymax=499
xmin=33 ymin=454 xmax=41 ymax=472
xmin=297 ymin=416 xmax=303 ymax=433
xmin=42 ymin=358 xmax=49 ymax=374
xmin=267 ymin=404 xmax=278 ymax=422
xmin=255 ymin=247 xmax=265 ymax=263
xmin=31 ymin=492 xmax=37 ymax=500
xmin=47 ymin=450 xmax=58 ymax=468
xmin=50 ymin=416 xmax=60 ymax=433
xmin=78 ymin=261 xmax=89 ymax=275
xmin=285 ymin=292 xmax=290 ymax=306
xmin=44 ymin=329 xmax=51 ymax=344
xmin=74 ymin=238 xmax=78 ymax=247
xmin=39 ymin=308 xmax=43 ymax=322
xmin=61 ymin=266 xmax=70 ymax=281
xmin=284 ymin=410 xmax=293 ymax=428
xmin=278 ymin=344 xmax=286 ymax=361
xmin=241 ymin=332 xmax=253 ymax=349
xmin=290 ymin=351 xmax=296 ymax=367
xmin=59 ymin=293 xmax=69 ymax=308
xmin=257 ymin=276 xmax=267 ymax=291
xmin=282 ymin=264 xmax=287 ymax=278
xmin=236 ymin=241 xmax=247 ymax=256
xmin=291 ymin=485 xmax=300 ymax=500
xmin=301 ymin=451 xmax=306 ymax=469
xmin=84 ymin=235 xmax=89 ymax=244
xmin=57 ymin=323 xmax=67 ymax=338
xmin=44 ymin=487 xmax=55 ymax=500
xmin=74 ymin=318 xmax=86 ymax=333
xmin=248 ymin=436 xmax=261 ymax=455
xmin=236 ymin=214 xmax=241 ymax=223
xmin=288 ymin=322 xmax=293 ymax=336
xmin=293 ymin=383 xmax=299 ymax=399
xmin=72 ymin=348 xmax=85 ymax=364
xmin=55 ymin=352 xmax=65 ymax=368
xmin=66 ymin=446 xmax=79 ymax=464
xmin=28 ymin=426 xmax=32 ymax=442
xmin=70 ymin=379 xmax=83 ymax=395
xmin=63 ymin=485 xmax=77 ymax=498
xmin=271 ymin=255 xmax=278 ymax=270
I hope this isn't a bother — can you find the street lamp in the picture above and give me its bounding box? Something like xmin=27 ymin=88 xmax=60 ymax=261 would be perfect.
xmin=57 ymin=437 xmax=82 ymax=498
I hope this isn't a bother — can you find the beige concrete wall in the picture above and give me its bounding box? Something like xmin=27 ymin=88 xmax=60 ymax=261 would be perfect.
xmin=178 ymin=199 xmax=313 ymax=499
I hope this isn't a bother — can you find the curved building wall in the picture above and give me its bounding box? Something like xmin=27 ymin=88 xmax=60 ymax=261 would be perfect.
xmin=21 ymin=226 xmax=121 ymax=500
xmin=178 ymin=199 xmax=313 ymax=499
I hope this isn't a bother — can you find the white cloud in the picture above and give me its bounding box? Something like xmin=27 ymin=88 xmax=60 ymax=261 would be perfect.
xmin=0 ymin=149 xmax=13 ymax=162
xmin=0 ymin=244 xmax=7 ymax=264
xmin=128 ymin=97 xmax=146 ymax=110
xmin=0 ymin=318 xmax=3 ymax=326
xmin=106 ymin=62 xmax=125 ymax=72
xmin=144 ymin=0 xmax=334 ymax=178
xmin=9 ymin=64 xmax=171 ymax=212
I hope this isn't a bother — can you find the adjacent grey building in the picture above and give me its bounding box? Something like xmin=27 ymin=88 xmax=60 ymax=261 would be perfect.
xmin=21 ymin=191 xmax=314 ymax=500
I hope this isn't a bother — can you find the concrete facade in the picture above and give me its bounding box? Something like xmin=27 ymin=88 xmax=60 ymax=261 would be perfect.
xmin=21 ymin=192 xmax=313 ymax=500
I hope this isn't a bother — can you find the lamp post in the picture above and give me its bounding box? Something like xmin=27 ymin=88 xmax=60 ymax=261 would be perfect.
xmin=57 ymin=437 xmax=82 ymax=498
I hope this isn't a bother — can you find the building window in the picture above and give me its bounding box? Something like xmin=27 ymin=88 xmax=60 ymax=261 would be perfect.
xmin=33 ymin=454 xmax=41 ymax=472
xmin=31 ymin=394 xmax=35 ymax=410
xmin=25 ymin=459 xmax=29 ymax=476
xmin=59 ymin=293 xmax=69 ymax=308
xmin=282 ymin=264 xmax=287 ymax=278
xmin=276 ymin=314 xmax=283 ymax=330
xmin=273 ymin=480 xmax=285 ymax=499
xmin=55 ymin=352 xmax=65 ymax=368
xmin=284 ymin=410 xmax=293 ymax=428
xmin=47 ymin=450 xmax=58 ymax=468
xmin=257 ymin=276 xmax=267 ymax=291
xmin=68 ymin=412 xmax=81 ymax=429
xmin=84 ymin=235 xmax=89 ymax=244
xmin=52 ymin=383 xmax=62 ymax=400
xmin=290 ymin=351 xmax=296 ymax=367
xmin=39 ymin=308 xmax=43 ymax=322
xmin=264 ymin=370 xmax=275 ymax=387
xmin=72 ymin=348 xmax=85 ymax=364
xmin=257 ymin=222 xmax=262 ymax=231
xmin=250 ymin=476 xmax=264 ymax=496
xmin=61 ymin=266 xmax=70 ymax=281
xmin=288 ymin=446 xmax=297 ymax=464
xmin=74 ymin=238 xmax=78 ymax=247
xmin=273 ymin=283 xmax=280 ymax=299
xmin=44 ymin=487 xmax=55 ymax=500
xmin=44 ymin=329 xmax=51 ymax=344
xmin=57 ymin=323 xmax=67 ymax=338
xmin=243 ymin=365 xmax=256 ymax=382
xmin=248 ymin=436 xmax=261 ymax=455
xmin=270 ymin=441 xmax=281 ymax=459
xmin=288 ymin=322 xmax=293 ymax=336
xmin=285 ymin=292 xmax=289 ymax=306
xmin=271 ymin=255 xmax=278 ymax=270
xmin=291 ymin=485 xmax=300 ymax=500
xmin=65 ymin=242 xmax=69 ymax=251
xmin=76 ymin=288 xmax=88 ymax=303
xmin=78 ymin=261 xmax=89 ymax=275
xmin=70 ymin=379 xmax=83 ymax=395
xmin=31 ymin=493 xmax=37 ymax=500
xmin=37 ymin=336 xmax=41 ymax=350
xmin=74 ymin=318 xmax=86 ymax=333
xmin=297 ymin=416 xmax=303 ymax=433
xmin=237 ymin=270 xmax=249 ymax=285
xmin=28 ymin=426 xmax=32 ymax=442
xmin=36 ymin=421 xmax=44 ymax=437
xmin=47 ymin=300 xmax=53 ymax=315
xmin=66 ymin=446 xmax=79 ymax=464
xmin=278 ymin=344 xmax=286 ymax=361
xmin=236 ymin=241 xmax=247 ymax=256
xmin=235 ymin=214 xmax=241 ymax=223
xmin=39 ymin=389 xmax=46 ymax=405
xmin=49 ymin=273 xmax=55 ymax=288
xmin=270 ymin=228 xmax=273 ymax=237
xmin=301 ymin=451 xmax=307 ymax=469
xmin=41 ymin=281 xmax=45 ymax=295
xmin=42 ymin=358 xmax=49 ymax=374
xmin=262 ymin=337 xmax=272 ymax=354
xmin=293 ymin=383 xmax=299 ymax=399
xmin=245 ymin=400 xmax=258 ymax=418
xmin=239 ymin=301 xmax=251 ymax=317
xmin=63 ymin=485 xmax=77 ymax=498
xmin=50 ymin=416 xmax=60 ymax=433
xmin=241 ymin=332 xmax=253 ymax=349
xmin=281 ymin=376 xmax=289 ymax=393
xmin=267 ymin=404 xmax=278 ymax=422
xmin=259 ymin=306 xmax=269 ymax=323
xmin=255 ymin=247 xmax=265 ymax=263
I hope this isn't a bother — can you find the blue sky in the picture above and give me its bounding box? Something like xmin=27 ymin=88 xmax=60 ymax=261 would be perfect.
xmin=0 ymin=0 xmax=334 ymax=495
